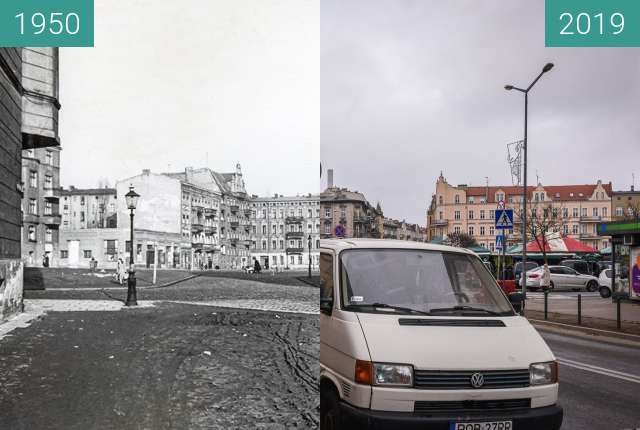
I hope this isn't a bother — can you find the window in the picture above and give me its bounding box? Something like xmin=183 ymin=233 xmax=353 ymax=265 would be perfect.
xmin=573 ymin=207 xmax=579 ymax=217
xmin=80 ymin=212 xmax=85 ymax=222
xmin=496 ymin=193 xmax=504 ymax=202
xmin=480 ymin=210 xmax=485 ymax=220
xmin=438 ymin=196 xmax=443 ymax=205
xmin=602 ymin=207 xmax=608 ymax=217
xmin=45 ymin=229 xmax=52 ymax=242
xmin=262 ymin=225 xmax=267 ymax=234
xmin=272 ymin=240 xmax=277 ymax=249
xmin=489 ymin=227 xmax=495 ymax=236
xmin=29 ymin=199 xmax=37 ymax=214
xmin=572 ymin=224 xmax=578 ymax=234
xmin=272 ymin=224 xmax=277 ymax=234
xmin=44 ymin=201 xmax=52 ymax=215
xmin=44 ymin=175 xmax=52 ymax=188
xmin=280 ymin=240 xmax=284 ymax=249
xmin=439 ymin=211 xmax=443 ymax=220
xmin=562 ymin=208 xmax=568 ymax=218
xmin=105 ymin=240 xmax=117 ymax=256
xmin=563 ymin=225 xmax=569 ymax=234
xmin=28 ymin=225 xmax=36 ymax=241
xmin=468 ymin=226 xmax=474 ymax=235
xmin=489 ymin=210 xmax=495 ymax=219
xmin=581 ymin=208 xmax=587 ymax=217
xmin=468 ymin=211 xmax=474 ymax=220
xmin=616 ymin=207 xmax=623 ymax=216
xmin=60 ymin=250 xmax=68 ymax=258
xmin=29 ymin=171 xmax=37 ymax=188
xmin=468 ymin=197 xmax=475 ymax=204
xmin=593 ymin=208 xmax=598 ymax=217
xmin=455 ymin=195 xmax=460 ymax=204
xmin=480 ymin=226 xmax=485 ymax=236
xmin=84 ymin=250 xmax=92 ymax=258
xmin=324 ymin=224 xmax=331 ymax=234
xmin=262 ymin=241 xmax=267 ymax=250
xmin=454 ymin=211 xmax=461 ymax=220
xmin=454 ymin=226 xmax=461 ymax=234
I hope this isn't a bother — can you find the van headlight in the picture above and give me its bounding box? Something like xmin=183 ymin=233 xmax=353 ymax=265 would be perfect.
xmin=529 ymin=361 xmax=558 ymax=385
xmin=373 ymin=363 xmax=413 ymax=386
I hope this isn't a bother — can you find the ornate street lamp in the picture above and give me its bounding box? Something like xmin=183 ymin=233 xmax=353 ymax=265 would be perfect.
xmin=125 ymin=185 xmax=140 ymax=306
xmin=308 ymin=234 xmax=312 ymax=278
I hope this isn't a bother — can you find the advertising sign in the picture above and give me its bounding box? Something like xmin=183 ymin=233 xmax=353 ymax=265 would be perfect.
xmin=631 ymin=247 xmax=640 ymax=300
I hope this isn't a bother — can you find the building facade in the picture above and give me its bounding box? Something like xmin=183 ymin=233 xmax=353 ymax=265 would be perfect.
xmin=612 ymin=186 xmax=640 ymax=221
xmin=383 ymin=217 xmax=426 ymax=241
xmin=250 ymin=194 xmax=320 ymax=270
xmin=320 ymin=187 xmax=383 ymax=239
xmin=426 ymin=173 xmax=613 ymax=252
xmin=61 ymin=186 xmax=118 ymax=230
xmin=0 ymin=47 xmax=60 ymax=319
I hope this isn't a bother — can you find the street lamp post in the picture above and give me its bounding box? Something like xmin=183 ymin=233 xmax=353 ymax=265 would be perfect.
xmin=308 ymin=234 xmax=312 ymax=278
xmin=505 ymin=62 xmax=554 ymax=297
xmin=125 ymin=186 xmax=140 ymax=306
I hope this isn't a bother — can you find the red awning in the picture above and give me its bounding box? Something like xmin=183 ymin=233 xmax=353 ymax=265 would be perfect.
xmin=525 ymin=232 xmax=595 ymax=253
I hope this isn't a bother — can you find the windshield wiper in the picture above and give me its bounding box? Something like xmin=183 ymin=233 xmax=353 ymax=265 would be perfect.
xmin=427 ymin=305 xmax=504 ymax=316
xmin=345 ymin=303 xmax=431 ymax=316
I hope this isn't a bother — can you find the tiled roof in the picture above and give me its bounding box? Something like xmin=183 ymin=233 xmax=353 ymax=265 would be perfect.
xmin=463 ymin=183 xmax=612 ymax=203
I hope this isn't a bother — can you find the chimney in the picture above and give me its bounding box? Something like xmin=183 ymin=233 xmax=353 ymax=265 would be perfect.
xmin=327 ymin=169 xmax=334 ymax=188
xmin=632 ymin=185 xmax=635 ymax=192
xmin=185 ymin=166 xmax=194 ymax=183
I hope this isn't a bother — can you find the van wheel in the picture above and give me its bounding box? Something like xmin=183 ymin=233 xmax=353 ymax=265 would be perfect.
xmin=586 ymin=281 xmax=598 ymax=292
xmin=320 ymin=385 xmax=340 ymax=430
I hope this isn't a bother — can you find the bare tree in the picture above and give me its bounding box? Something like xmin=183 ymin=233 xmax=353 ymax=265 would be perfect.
xmin=621 ymin=202 xmax=640 ymax=220
xmin=445 ymin=231 xmax=477 ymax=248
xmin=515 ymin=201 xmax=566 ymax=265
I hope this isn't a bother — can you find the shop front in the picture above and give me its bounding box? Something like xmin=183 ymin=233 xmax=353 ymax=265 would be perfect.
xmin=598 ymin=220 xmax=640 ymax=301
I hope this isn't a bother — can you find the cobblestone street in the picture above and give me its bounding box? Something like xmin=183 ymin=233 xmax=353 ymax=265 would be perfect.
xmin=0 ymin=275 xmax=319 ymax=429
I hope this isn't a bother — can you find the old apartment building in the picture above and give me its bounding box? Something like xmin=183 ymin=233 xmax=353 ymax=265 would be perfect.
xmin=251 ymin=194 xmax=320 ymax=270
xmin=426 ymin=173 xmax=613 ymax=252
xmin=0 ymin=48 xmax=60 ymax=319
xmin=612 ymin=186 xmax=640 ymax=220
xmin=320 ymin=187 xmax=383 ymax=239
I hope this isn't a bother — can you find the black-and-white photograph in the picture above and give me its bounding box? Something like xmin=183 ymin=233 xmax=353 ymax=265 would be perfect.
xmin=0 ymin=1 xmax=319 ymax=429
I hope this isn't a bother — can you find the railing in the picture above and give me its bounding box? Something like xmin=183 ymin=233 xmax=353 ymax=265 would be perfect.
xmin=43 ymin=187 xmax=62 ymax=199
xmin=430 ymin=219 xmax=448 ymax=227
xmin=286 ymin=247 xmax=304 ymax=254
xmin=286 ymin=231 xmax=305 ymax=239
xmin=285 ymin=216 xmax=304 ymax=224
xmin=42 ymin=214 xmax=61 ymax=225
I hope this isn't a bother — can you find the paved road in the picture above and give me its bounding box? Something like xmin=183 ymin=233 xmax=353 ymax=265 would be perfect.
xmin=539 ymin=330 xmax=640 ymax=429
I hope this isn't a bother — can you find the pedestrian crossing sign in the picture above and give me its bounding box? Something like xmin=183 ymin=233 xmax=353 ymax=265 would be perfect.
xmin=496 ymin=235 xmax=504 ymax=250
xmin=495 ymin=209 xmax=513 ymax=229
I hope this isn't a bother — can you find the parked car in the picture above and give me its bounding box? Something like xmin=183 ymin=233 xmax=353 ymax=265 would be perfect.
xmin=243 ymin=265 xmax=254 ymax=274
xmin=597 ymin=269 xmax=621 ymax=298
xmin=522 ymin=265 xmax=599 ymax=292
xmin=559 ymin=259 xmax=600 ymax=277
xmin=320 ymin=239 xmax=563 ymax=430
xmin=514 ymin=261 xmax=539 ymax=283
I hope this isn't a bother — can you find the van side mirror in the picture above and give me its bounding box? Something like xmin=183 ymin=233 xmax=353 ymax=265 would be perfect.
xmin=509 ymin=292 xmax=524 ymax=314
xmin=320 ymin=297 xmax=333 ymax=315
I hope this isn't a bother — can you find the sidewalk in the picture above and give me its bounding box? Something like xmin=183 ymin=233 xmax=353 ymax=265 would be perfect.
xmin=525 ymin=294 xmax=640 ymax=336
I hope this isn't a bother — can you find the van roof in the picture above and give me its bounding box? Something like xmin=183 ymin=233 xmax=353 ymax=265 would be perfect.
xmin=321 ymin=238 xmax=476 ymax=255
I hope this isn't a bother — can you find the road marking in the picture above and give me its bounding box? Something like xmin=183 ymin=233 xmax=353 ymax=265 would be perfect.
xmin=557 ymin=357 xmax=640 ymax=384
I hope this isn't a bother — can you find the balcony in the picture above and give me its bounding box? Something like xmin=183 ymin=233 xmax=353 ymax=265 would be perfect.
xmin=191 ymin=222 xmax=204 ymax=232
xmin=230 ymin=221 xmax=239 ymax=229
xmin=286 ymin=231 xmax=305 ymax=239
xmin=244 ymin=209 xmax=252 ymax=217
xmin=285 ymin=216 xmax=304 ymax=225
xmin=204 ymin=207 xmax=217 ymax=214
xmin=24 ymin=213 xmax=39 ymax=224
xmin=580 ymin=216 xmax=602 ymax=222
xmin=230 ymin=205 xmax=239 ymax=213
xmin=43 ymin=186 xmax=61 ymax=200
xmin=42 ymin=214 xmax=61 ymax=225
xmin=353 ymin=215 xmax=371 ymax=224
xmin=204 ymin=225 xmax=217 ymax=233
xmin=430 ymin=219 xmax=448 ymax=227
xmin=286 ymin=247 xmax=304 ymax=254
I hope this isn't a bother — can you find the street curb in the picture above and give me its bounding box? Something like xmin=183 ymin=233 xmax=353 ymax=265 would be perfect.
xmin=530 ymin=318 xmax=640 ymax=348
xmin=141 ymin=274 xmax=201 ymax=289
xmin=0 ymin=304 xmax=46 ymax=340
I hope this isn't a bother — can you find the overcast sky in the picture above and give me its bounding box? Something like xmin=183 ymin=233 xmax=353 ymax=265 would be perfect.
xmin=321 ymin=0 xmax=640 ymax=224
xmin=59 ymin=0 xmax=318 ymax=197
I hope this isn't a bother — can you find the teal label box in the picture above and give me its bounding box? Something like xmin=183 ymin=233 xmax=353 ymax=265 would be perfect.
xmin=546 ymin=0 xmax=640 ymax=47
xmin=0 ymin=0 xmax=94 ymax=47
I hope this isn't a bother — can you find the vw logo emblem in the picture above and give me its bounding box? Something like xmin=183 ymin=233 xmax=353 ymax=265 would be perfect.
xmin=470 ymin=373 xmax=485 ymax=388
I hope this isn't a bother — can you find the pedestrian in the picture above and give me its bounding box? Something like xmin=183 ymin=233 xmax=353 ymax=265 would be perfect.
xmin=541 ymin=263 xmax=551 ymax=291
xmin=253 ymin=258 xmax=261 ymax=274
xmin=116 ymin=257 xmax=126 ymax=285
xmin=42 ymin=254 xmax=49 ymax=268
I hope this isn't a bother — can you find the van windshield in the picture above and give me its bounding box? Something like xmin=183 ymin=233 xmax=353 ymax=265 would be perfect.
xmin=340 ymin=249 xmax=514 ymax=316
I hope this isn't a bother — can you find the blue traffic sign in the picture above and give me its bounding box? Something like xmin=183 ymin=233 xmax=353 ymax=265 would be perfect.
xmin=496 ymin=235 xmax=505 ymax=250
xmin=495 ymin=209 xmax=514 ymax=229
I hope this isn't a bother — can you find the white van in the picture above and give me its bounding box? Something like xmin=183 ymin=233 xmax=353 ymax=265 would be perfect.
xmin=320 ymin=239 xmax=563 ymax=430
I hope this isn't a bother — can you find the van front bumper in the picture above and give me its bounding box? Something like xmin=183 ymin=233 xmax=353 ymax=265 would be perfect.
xmin=338 ymin=401 xmax=563 ymax=430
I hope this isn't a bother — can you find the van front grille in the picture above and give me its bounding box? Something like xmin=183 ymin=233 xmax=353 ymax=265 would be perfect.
xmin=413 ymin=369 xmax=530 ymax=389
xmin=414 ymin=398 xmax=531 ymax=413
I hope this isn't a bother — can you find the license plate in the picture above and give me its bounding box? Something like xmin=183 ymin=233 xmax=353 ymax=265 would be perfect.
xmin=450 ymin=421 xmax=512 ymax=430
